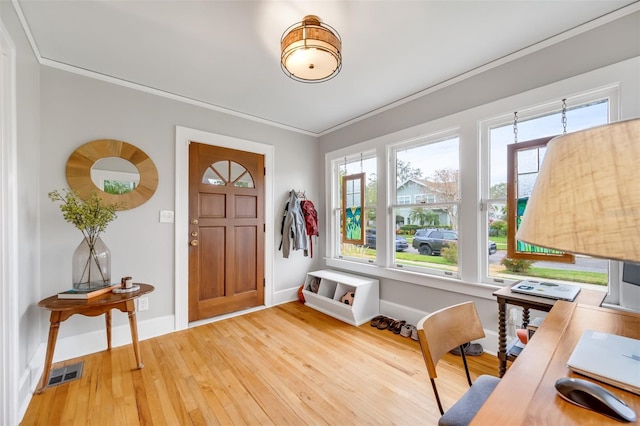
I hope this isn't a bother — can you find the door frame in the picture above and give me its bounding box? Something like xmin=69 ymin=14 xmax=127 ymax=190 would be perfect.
xmin=175 ymin=126 xmax=274 ymax=330
xmin=1 ymin=20 xmax=19 ymax=425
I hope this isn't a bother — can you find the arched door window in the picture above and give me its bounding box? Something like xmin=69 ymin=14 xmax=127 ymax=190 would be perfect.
xmin=202 ymin=160 xmax=254 ymax=187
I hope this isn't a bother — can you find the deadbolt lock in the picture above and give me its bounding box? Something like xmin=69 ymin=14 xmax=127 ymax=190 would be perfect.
xmin=191 ymin=231 xmax=198 ymax=237
xmin=191 ymin=219 xmax=199 ymax=225
xmin=190 ymin=240 xmax=198 ymax=246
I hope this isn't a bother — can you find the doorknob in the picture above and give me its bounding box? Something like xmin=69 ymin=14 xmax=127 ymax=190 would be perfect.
xmin=190 ymin=240 xmax=199 ymax=246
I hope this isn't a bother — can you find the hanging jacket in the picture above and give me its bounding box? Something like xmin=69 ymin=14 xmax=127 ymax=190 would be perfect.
xmin=300 ymin=199 xmax=319 ymax=258
xmin=280 ymin=190 xmax=308 ymax=258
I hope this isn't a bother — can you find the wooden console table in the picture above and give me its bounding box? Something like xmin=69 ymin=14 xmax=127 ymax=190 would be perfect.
xmin=472 ymin=301 xmax=640 ymax=424
xmin=35 ymin=283 xmax=154 ymax=393
xmin=493 ymin=282 xmax=606 ymax=377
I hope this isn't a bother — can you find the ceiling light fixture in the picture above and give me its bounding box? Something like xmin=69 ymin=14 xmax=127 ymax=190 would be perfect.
xmin=280 ymin=15 xmax=342 ymax=83
xmin=516 ymin=118 xmax=640 ymax=262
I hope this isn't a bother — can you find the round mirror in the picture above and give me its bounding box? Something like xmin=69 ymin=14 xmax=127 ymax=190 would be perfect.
xmin=66 ymin=139 xmax=158 ymax=210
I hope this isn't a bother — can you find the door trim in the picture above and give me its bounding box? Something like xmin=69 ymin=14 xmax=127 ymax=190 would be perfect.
xmin=1 ymin=20 xmax=19 ymax=425
xmin=175 ymin=126 xmax=274 ymax=330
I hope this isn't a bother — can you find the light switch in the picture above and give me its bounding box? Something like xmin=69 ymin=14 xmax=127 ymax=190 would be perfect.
xmin=159 ymin=210 xmax=174 ymax=223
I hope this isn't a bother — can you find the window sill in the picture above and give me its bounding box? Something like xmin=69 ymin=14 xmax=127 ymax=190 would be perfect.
xmin=325 ymin=257 xmax=502 ymax=301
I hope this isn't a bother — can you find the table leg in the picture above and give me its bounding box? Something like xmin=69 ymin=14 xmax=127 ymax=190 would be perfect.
xmin=126 ymin=300 xmax=143 ymax=369
xmin=498 ymin=300 xmax=507 ymax=378
xmin=35 ymin=311 xmax=62 ymax=394
xmin=105 ymin=310 xmax=112 ymax=350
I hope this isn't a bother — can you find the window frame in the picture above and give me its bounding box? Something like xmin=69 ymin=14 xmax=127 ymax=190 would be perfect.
xmin=480 ymin=86 xmax=619 ymax=286
xmin=390 ymin=130 xmax=461 ymax=277
xmin=506 ymin=137 xmax=575 ymax=263
xmin=324 ymin=61 xmax=632 ymax=301
xmin=329 ymin=151 xmax=378 ymax=264
xmin=341 ymin=172 xmax=365 ymax=246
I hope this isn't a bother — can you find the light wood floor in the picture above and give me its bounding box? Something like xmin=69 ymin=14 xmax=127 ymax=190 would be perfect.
xmin=21 ymin=302 xmax=499 ymax=425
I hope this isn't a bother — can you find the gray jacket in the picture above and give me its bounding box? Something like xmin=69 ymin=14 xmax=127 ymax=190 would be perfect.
xmin=281 ymin=190 xmax=308 ymax=258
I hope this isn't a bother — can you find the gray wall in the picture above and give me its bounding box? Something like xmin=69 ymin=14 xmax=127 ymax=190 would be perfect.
xmin=4 ymin=3 xmax=322 ymax=413
xmin=318 ymin=11 xmax=640 ymax=332
xmin=320 ymin=11 xmax=640 ymax=151
xmin=1 ymin=1 xmax=42 ymax=414
xmin=38 ymin=67 xmax=322 ymax=338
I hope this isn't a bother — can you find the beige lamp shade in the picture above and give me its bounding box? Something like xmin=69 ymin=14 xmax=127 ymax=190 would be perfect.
xmin=281 ymin=15 xmax=342 ymax=83
xmin=516 ymin=118 xmax=640 ymax=263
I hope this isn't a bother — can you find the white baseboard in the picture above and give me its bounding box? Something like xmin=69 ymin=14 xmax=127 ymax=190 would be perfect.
xmin=380 ymin=300 xmax=498 ymax=356
xmin=48 ymin=314 xmax=175 ymax=364
xmin=273 ymin=287 xmax=300 ymax=306
xmin=18 ymin=363 xmax=33 ymax=423
xmin=20 ymin=314 xmax=174 ymax=419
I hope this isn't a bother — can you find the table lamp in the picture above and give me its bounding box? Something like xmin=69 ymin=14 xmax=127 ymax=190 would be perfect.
xmin=516 ymin=118 xmax=640 ymax=263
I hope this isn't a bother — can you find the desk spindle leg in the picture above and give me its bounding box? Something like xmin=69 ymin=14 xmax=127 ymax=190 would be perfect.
xmin=126 ymin=300 xmax=143 ymax=369
xmin=35 ymin=312 xmax=62 ymax=394
xmin=498 ymin=301 xmax=507 ymax=378
xmin=522 ymin=307 xmax=530 ymax=329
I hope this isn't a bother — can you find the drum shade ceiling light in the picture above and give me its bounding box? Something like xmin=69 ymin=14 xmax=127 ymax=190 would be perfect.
xmin=281 ymin=15 xmax=342 ymax=83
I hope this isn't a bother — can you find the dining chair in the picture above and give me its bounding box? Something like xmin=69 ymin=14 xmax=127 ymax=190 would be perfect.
xmin=416 ymin=301 xmax=500 ymax=426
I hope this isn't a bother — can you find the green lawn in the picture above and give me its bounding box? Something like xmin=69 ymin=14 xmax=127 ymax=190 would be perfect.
xmin=506 ymin=267 xmax=607 ymax=285
xmin=348 ymin=236 xmax=608 ymax=286
xmin=396 ymin=251 xmax=451 ymax=265
xmin=490 ymin=235 xmax=507 ymax=250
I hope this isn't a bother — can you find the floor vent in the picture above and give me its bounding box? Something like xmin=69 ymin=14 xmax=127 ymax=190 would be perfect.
xmin=47 ymin=362 xmax=83 ymax=387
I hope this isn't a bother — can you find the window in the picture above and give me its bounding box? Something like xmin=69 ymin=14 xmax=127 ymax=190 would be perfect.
xmin=485 ymin=99 xmax=610 ymax=287
xmin=203 ymin=160 xmax=254 ymax=187
xmin=332 ymin=153 xmax=377 ymax=263
xmin=325 ymin=64 xmax=629 ymax=298
xmin=393 ymin=134 xmax=460 ymax=276
xmin=506 ymin=137 xmax=573 ymax=263
xmin=414 ymin=193 xmax=436 ymax=204
xmin=397 ymin=195 xmax=411 ymax=205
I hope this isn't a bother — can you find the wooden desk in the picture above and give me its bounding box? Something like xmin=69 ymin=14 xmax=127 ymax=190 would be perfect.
xmin=493 ymin=282 xmax=606 ymax=377
xmin=472 ymin=302 xmax=640 ymax=425
xmin=35 ymin=283 xmax=154 ymax=393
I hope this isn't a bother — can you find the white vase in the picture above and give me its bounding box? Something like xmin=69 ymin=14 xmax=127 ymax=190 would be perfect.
xmin=72 ymin=236 xmax=111 ymax=290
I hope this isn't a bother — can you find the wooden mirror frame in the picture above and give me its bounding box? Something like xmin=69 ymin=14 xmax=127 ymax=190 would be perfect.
xmin=66 ymin=139 xmax=158 ymax=210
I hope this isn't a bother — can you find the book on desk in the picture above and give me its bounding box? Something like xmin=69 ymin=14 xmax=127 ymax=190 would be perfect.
xmin=57 ymin=284 xmax=120 ymax=300
xmin=511 ymin=280 xmax=581 ymax=301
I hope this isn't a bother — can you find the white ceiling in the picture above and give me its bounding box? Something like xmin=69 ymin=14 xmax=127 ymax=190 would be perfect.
xmin=14 ymin=0 xmax=638 ymax=135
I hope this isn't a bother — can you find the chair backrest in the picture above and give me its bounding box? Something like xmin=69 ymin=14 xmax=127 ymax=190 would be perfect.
xmin=416 ymin=301 xmax=485 ymax=379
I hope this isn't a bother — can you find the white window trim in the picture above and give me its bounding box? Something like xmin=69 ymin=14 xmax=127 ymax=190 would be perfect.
xmin=328 ymin=151 xmax=377 ymax=265
xmin=480 ymin=84 xmax=620 ymax=286
xmin=325 ymin=57 xmax=639 ymax=302
xmin=391 ymin=130 xmax=461 ymax=278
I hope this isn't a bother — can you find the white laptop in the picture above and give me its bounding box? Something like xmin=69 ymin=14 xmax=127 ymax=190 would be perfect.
xmin=510 ymin=280 xmax=581 ymax=301
xmin=567 ymin=329 xmax=640 ymax=395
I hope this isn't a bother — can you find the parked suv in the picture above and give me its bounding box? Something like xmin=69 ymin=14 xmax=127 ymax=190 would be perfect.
xmin=412 ymin=229 xmax=498 ymax=256
xmin=412 ymin=229 xmax=458 ymax=255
